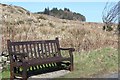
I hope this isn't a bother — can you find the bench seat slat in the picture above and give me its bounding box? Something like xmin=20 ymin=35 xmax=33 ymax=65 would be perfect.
xmin=11 ymin=57 xmax=70 ymax=67
xmin=24 ymin=57 xmax=71 ymax=67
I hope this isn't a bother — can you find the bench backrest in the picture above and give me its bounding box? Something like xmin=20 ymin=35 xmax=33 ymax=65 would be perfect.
xmin=7 ymin=38 xmax=61 ymax=61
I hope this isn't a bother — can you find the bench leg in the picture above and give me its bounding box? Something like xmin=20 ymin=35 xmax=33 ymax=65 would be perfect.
xmin=70 ymin=58 xmax=74 ymax=71
xmin=22 ymin=67 xmax=27 ymax=80
xmin=10 ymin=73 xmax=14 ymax=80
xmin=70 ymin=63 xmax=73 ymax=71
xmin=10 ymin=66 xmax=14 ymax=80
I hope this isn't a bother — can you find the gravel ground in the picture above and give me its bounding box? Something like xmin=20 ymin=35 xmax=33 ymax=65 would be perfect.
xmin=95 ymin=72 xmax=119 ymax=78
xmin=28 ymin=71 xmax=119 ymax=79
xmin=28 ymin=70 xmax=70 ymax=80
xmin=102 ymin=73 xmax=119 ymax=78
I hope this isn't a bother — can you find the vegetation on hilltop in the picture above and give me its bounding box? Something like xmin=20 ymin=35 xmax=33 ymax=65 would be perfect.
xmin=36 ymin=7 xmax=86 ymax=21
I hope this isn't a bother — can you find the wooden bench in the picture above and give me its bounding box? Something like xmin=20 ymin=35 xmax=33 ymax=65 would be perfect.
xmin=7 ymin=37 xmax=75 ymax=80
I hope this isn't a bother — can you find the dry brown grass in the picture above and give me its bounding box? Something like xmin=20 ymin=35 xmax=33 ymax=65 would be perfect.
xmin=0 ymin=3 xmax=118 ymax=52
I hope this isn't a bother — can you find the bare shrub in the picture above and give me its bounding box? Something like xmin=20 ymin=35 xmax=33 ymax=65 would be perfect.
xmin=102 ymin=1 xmax=120 ymax=31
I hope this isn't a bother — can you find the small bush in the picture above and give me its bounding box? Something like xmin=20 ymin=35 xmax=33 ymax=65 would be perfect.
xmin=27 ymin=18 xmax=34 ymax=22
xmin=26 ymin=11 xmax=30 ymax=15
xmin=49 ymin=22 xmax=55 ymax=27
xmin=106 ymin=26 xmax=113 ymax=31
xmin=37 ymin=16 xmax=46 ymax=20
xmin=18 ymin=9 xmax=24 ymax=13
xmin=40 ymin=23 xmax=44 ymax=26
xmin=62 ymin=21 xmax=66 ymax=23
xmin=2 ymin=4 xmax=7 ymax=6
xmin=17 ymin=20 xmax=24 ymax=24
xmin=103 ymin=25 xmax=113 ymax=31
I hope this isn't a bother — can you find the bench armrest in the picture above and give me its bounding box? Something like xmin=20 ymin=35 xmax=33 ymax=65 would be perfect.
xmin=59 ymin=48 xmax=75 ymax=52
xmin=59 ymin=48 xmax=75 ymax=56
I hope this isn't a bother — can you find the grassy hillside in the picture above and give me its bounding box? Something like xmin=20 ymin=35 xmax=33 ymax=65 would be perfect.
xmin=0 ymin=3 xmax=118 ymax=52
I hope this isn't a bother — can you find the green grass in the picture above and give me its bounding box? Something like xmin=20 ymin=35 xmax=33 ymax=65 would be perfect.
xmin=60 ymin=47 xmax=118 ymax=78
xmin=1 ymin=47 xmax=118 ymax=78
xmin=1 ymin=65 xmax=10 ymax=79
xmin=1 ymin=71 xmax=10 ymax=79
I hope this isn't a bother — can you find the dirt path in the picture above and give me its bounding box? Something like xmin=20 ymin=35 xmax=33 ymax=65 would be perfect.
xmin=95 ymin=72 xmax=119 ymax=78
xmin=28 ymin=70 xmax=70 ymax=79
xmin=103 ymin=73 xmax=118 ymax=78
xmin=28 ymin=71 xmax=118 ymax=79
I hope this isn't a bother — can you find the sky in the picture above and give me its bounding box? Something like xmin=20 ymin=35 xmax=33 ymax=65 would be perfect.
xmin=1 ymin=1 xmax=117 ymax=22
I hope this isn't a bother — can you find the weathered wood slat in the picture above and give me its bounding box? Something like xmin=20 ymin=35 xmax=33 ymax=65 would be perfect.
xmin=25 ymin=44 xmax=29 ymax=60
xmin=22 ymin=44 xmax=25 ymax=53
xmin=39 ymin=44 xmax=42 ymax=58
xmin=10 ymin=40 xmax=57 ymax=45
xmin=53 ymin=42 xmax=57 ymax=57
xmin=47 ymin=43 xmax=51 ymax=57
xmin=13 ymin=45 xmax=16 ymax=52
xmin=33 ymin=43 xmax=37 ymax=58
xmin=37 ymin=43 xmax=41 ymax=58
xmin=43 ymin=43 xmax=48 ymax=58
xmin=29 ymin=44 xmax=33 ymax=59
xmin=40 ymin=43 xmax=45 ymax=58
xmin=50 ymin=43 xmax=54 ymax=57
